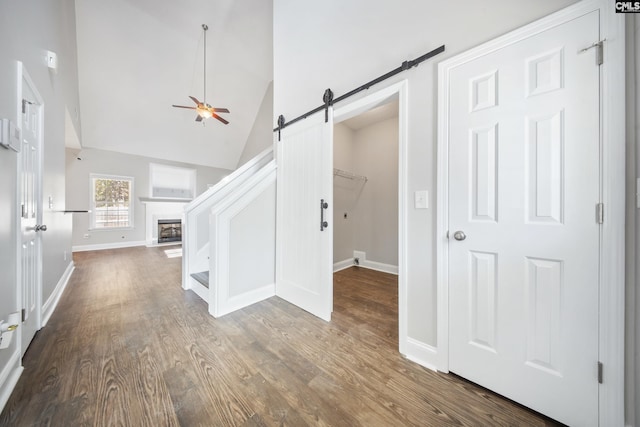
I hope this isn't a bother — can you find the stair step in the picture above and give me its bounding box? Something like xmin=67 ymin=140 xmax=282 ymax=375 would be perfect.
xmin=191 ymin=271 xmax=209 ymax=289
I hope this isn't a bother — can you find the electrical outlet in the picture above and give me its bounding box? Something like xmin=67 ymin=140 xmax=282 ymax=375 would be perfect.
xmin=63 ymin=251 xmax=67 ymax=261
xmin=83 ymin=233 xmax=89 ymax=239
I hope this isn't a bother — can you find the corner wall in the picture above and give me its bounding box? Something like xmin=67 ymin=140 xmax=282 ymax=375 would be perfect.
xmin=333 ymin=117 xmax=399 ymax=269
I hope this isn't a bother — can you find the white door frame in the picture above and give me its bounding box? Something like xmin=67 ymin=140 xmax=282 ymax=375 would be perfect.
xmin=16 ymin=61 xmax=44 ymax=354
xmin=436 ymin=1 xmax=625 ymax=425
xmin=332 ymin=79 xmax=409 ymax=353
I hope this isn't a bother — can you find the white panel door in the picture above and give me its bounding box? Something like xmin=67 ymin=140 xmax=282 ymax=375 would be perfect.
xmin=276 ymin=112 xmax=333 ymax=321
xmin=448 ymin=11 xmax=600 ymax=426
xmin=20 ymin=96 xmax=43 ymax=355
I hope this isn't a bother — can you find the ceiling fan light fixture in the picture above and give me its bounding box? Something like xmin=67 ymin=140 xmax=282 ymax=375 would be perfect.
xmin=171 ymin=24 xmax=230 ymax=125
xmin=198 ymin=108 xmax=213 ymax=119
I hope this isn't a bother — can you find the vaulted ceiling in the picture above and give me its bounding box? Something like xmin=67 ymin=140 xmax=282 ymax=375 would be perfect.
xmin=74 ymin=0 xmax=273 ymax=170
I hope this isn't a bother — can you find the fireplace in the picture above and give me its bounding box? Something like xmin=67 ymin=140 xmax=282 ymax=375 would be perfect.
xmin=157 ymin=219 xmax=182 ymax=243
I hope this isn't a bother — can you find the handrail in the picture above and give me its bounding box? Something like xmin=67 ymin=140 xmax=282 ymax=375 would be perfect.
xmin=185 ymin=146 xmax=273 ymax=213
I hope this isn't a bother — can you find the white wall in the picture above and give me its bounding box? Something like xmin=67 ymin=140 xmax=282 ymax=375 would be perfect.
xmin=333 ymin=123 xmax=355 ymax=263
xmin=274 ymin=0 xmax=578 ymax=348
xmin=65 ymin=147 xmax=231 ymax=249
xmin=237 ymin=81 xmax=274 ymax=168
xmin=333 ymin=117 xmax=399 ymax=267
xmin=228 ymin=182 xmax=276 ymax=297
xmin=0 ymin=0 xmax=80 ymax=408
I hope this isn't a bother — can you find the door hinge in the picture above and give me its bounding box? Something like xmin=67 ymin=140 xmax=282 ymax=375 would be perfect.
xmin=595 ymin=41 xmax=604 ymax=66
xmin=596 ymin=203 xmax=604 ymax=224
xmin=580 ymin=39 xmax=605 ymax=66
xmin=21 ymin=308 xmax=26 ymax=322
xmin=598 ymin=361 xmax=603 ymax=384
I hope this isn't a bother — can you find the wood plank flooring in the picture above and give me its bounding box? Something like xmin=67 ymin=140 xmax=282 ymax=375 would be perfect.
xmin=0 ymin=246 xmax=561 ymax=426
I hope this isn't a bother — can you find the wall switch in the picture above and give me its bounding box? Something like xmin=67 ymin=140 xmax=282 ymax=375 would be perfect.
xmin=0 ymin=119 xmax=20 ymax=152
xmin=414 ymin=190 xmax=428 ymax=209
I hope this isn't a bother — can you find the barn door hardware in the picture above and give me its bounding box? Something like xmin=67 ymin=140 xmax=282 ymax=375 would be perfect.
xmin=276 ymin=115 xmax=285 ymax=141
xmin=323 ymin=89 xmax=333 ymax=122
xmin=273 ymin=44 xmax=445 ymax=133
xmin=320 ymin=199 xmax=329 ymax=231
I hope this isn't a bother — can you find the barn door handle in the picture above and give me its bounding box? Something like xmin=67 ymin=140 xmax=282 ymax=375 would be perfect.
xmin=320 ymin=199 xmax=329 ymax=231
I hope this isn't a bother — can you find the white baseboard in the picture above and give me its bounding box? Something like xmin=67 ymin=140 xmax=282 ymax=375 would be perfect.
xmin=72 ymin=240 xmax=147 ymax=252
xmin=215 ymin=283 xmax=276 ymax=318
xmin=333 ymin=259 xmax=354 ymax=272
xmin=404 ymin=337 xmax=439 ymax=372
xmin=0 ymin=349 xmax=23 ymax=414
xmin=335 ymin=257 xmax=398 ymax=275
xmin=360 ymin=259 xmax=398 ymax=275
xmin=42 ymin=261 xmax=75 ymax=327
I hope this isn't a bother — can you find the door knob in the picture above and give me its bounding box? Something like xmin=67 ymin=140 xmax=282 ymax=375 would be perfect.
xmin=453 ymin=230 xmax=466 ymax=241
xmin=35 ymin=224 xmax=47 ymax=232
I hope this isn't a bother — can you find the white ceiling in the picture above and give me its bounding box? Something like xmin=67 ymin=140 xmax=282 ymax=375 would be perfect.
xmin=74 ymin=0 xmax=273 ymax=170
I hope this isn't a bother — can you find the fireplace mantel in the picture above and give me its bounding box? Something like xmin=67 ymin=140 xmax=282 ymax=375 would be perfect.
xmin=139 ymin=197 xmax=192 ymax=204
xmin=142 ymin=199 xmax=188 ymax=246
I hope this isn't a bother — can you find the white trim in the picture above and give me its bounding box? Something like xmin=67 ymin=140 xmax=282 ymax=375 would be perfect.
xmin=358 ymin=260 xmax=398 ymax=275
xmin=332 ymin=79 xmax=409 ymax=355
xmin=41 ymin=261 xmax=74 ymax=327
xmin=215 ymin=284 xmax=276 ymax=318
xmin=436 ymin=1 xmax=625 ymax=425
xmin=404 ymin=338 xmax=438 ymax=372
xmin=72 ymin=240 xmax=146 ymax=252
xmin=210 ymin=162 xmax=277 ymax=317
xmin=333 ymin=259 xmax=353 ymax=272
xmin=0 ymin=349 xmax=23 ymax=414
xmin=598 ymin=2 xmax=626 ymax=425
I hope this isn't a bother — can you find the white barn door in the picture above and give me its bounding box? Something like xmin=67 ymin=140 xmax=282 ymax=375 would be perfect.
xmin=276 ymin=112 xmax=333 ymax=321
xmin=446 ymin=11 xmax=600 ymax=426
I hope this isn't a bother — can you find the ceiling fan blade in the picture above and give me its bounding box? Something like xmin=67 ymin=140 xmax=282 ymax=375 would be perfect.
xmin=172 ymin=105 xmax=197 ymax=110
xmin=212 ymin=113 xmax=229 ymax=125
xmin=195 ymin=115 xmax=203 ymax=122
xmin=212 ymin=108 xmax=229 ymax=113
xmin=189 ymin=96 xmax=202 ymax=105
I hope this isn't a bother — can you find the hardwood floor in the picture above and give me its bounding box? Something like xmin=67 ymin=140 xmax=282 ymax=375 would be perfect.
xmin=0 ymin=246 xmax=561 ymax=426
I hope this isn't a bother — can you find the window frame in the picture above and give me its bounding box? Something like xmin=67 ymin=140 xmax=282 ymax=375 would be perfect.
xmin=89 ymin=173 xmax=135 ymax=230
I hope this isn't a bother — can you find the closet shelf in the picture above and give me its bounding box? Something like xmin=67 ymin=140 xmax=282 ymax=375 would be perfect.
xmin=333 ymin=168 xmax=368 ymax=182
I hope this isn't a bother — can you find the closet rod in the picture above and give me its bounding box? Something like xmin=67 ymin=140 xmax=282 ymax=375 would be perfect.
xmin=274 ymin=44 xmax=445 ymax=134
xmin=333 ymin=168 xmax=367 ymax=182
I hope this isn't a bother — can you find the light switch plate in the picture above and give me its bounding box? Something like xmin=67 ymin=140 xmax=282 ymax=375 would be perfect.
xmin=0 ymin=118 xmax=20 ymax=152
xmin=414 ymin=190 xmax=428 ymax=209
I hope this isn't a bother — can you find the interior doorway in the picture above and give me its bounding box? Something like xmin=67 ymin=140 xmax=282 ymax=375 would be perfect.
xmin=332 ymin=83 xmax=405 ymax=350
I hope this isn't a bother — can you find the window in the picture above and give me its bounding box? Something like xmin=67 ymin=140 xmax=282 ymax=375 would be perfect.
xmin=90 ymin=174 xmax=134 ymax=229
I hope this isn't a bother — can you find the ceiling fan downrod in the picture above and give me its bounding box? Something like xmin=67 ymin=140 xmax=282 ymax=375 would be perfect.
xmin=202 ymin=24 xmax=208 ymax=107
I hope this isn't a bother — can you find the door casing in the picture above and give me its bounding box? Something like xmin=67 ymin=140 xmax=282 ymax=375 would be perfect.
xmin=436 ymin=0 xmax=625 ymax=425
xmin=332 ymin=80 xmax=409 ymax=354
